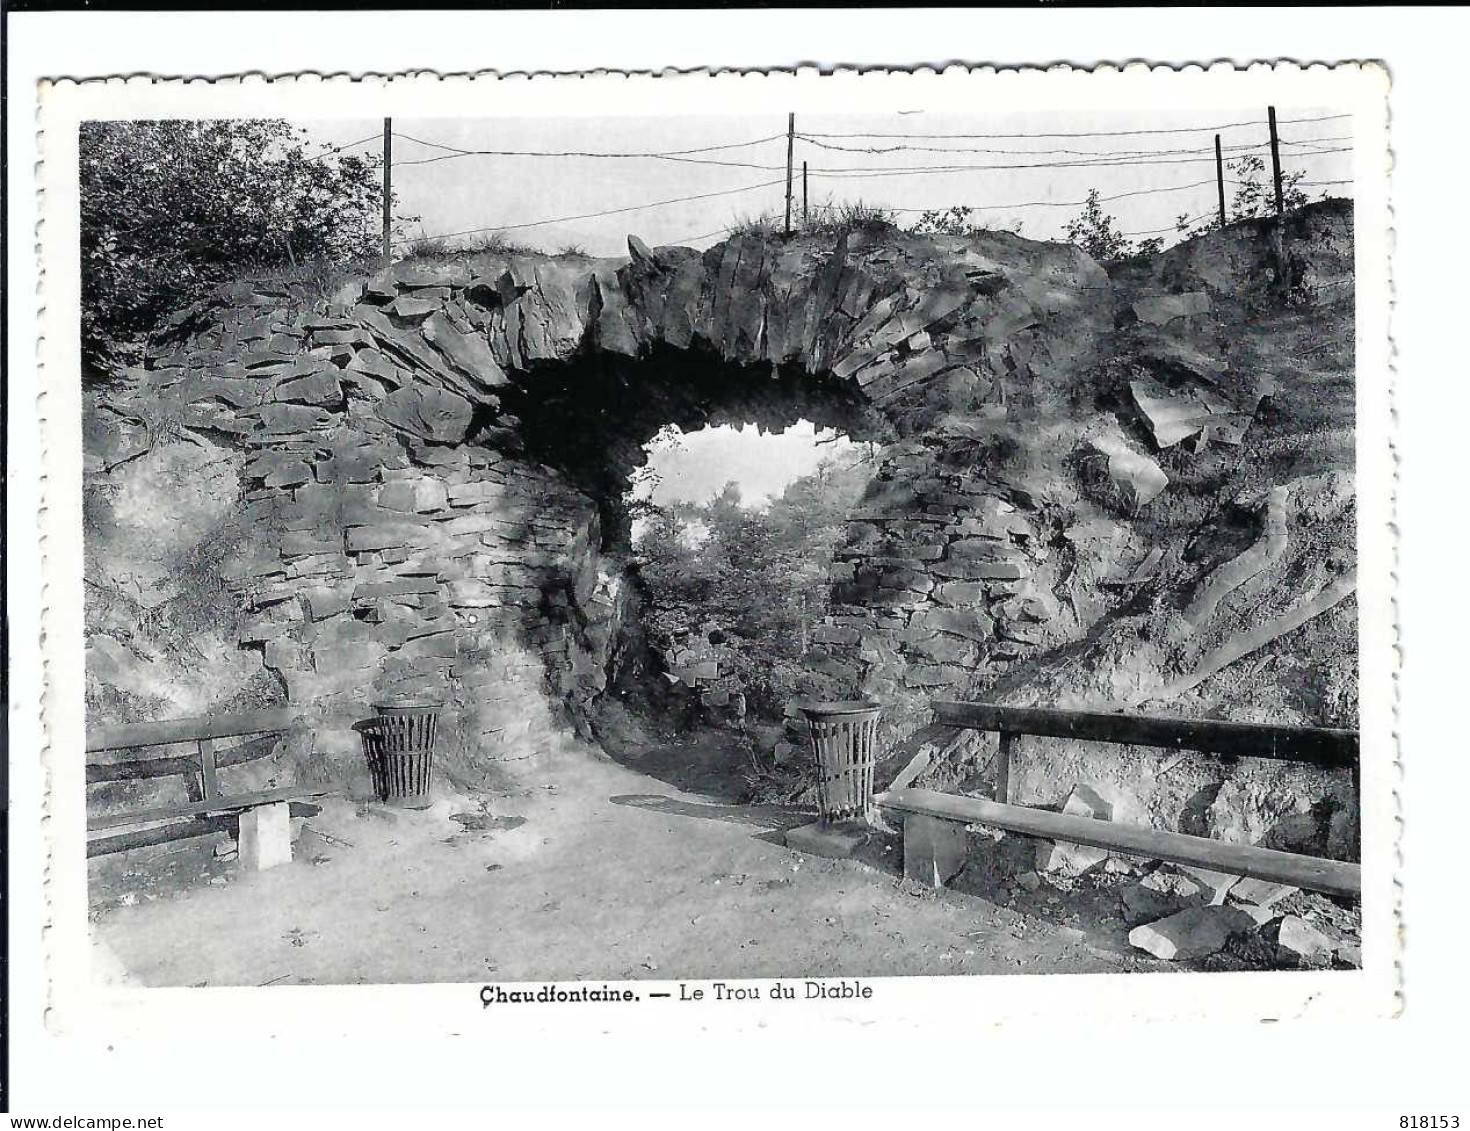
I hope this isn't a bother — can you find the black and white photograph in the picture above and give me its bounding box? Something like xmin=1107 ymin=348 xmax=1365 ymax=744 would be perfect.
xmin=67 ymin=76 xmax=1382 ymax=993
xmin=21 ymin=1 xmax=1470 ymax=1115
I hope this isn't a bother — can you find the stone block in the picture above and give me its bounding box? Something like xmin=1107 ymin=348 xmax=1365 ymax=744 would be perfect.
xmin=301 ymin=587 xmax=351 ymax=621
xmin=391 ymin=261 xmax=471 ymax=289
xmin=909 ymin=606 xmax=994 ymax=642
xmin=903 ymin=813 xmax=969 ymax=888
xmin=1036 ymin=784 xmax=1115 ymax=876
xmin=1080 ymin=432 xmax=1169 ymax=510
xmin=446 ymin=579 xmax=507 ymax=607
xmin=441 ymin=513 xmax=504 ymax=537
xmin=423 ymin=312 xmax=509 ymax=387
xmin=947 ymin=537 xmax=1011 ymax=561
xmin=812 ymin=624 xmax=861 ymax=646
xmin=904 ymin=633 xmax=977 ymax=665
xmin=275 ymin=368 xmax=343 ymax=407
xmin=239 ymin=608 xmax=298 ymax=644
xmin=932 ymin=557 xmax=1026 ymax=582
xmin=1176 ymin=865 xmax=1242 ymax=905
xmin=933 ymin=580 xmax=986 ymax=606
xmin=353 ymin=577 xmax=439 ymax=601
xmin=378 ymin=386 xmax=473 ymax=444
xmin=1272 ymin=915 xmax=1336 ymax=968
xmin=346 ymin=522 xmax=433 ymax=553
xmin=238 ymin=802 xmax=293 ymax=871
xmin=1127 ymin=905 xmax=1255 ymax=961
xmin=1120 ymin=868 xmax=1209 ymax=925
xmin=347 ymin=348 xmax=405 ymax=387
xmin=257 ymin=403 xmax=332 ymax=434
xmin=1132 ymin=291 xmax=1210 ymax=326
xmin=264 ymin=639 xmax=310 ymax=671
xmin=387 ymin=294 xmax=443 ymax=319
xmin=378 ymin=476 xmax=449 ymax=513
xmin=402 ymin=631 xmax=459 ymax=659
xmin=1228 ymin=877 xmax=1298 ymax=909
xmin=1036 ymin=839 xmax=1110 ymax=877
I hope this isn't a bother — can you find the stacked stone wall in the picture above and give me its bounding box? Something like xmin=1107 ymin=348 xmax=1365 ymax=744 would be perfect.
xmin=85 ymin=200 xmax=1360 ymax=844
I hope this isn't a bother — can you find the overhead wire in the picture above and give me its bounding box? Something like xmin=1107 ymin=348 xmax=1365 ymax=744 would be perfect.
xmin=306 ymin=132 xmax=382 ymax=162
xmin=391 ymin=129 xmax=788 ymax=166
xmin=388 ymin=114 xmax=1353 ymax=250
xmin=796 ymin=112 xmax=1352 ymax=141
xmin=391 ymin=177 xmax=785 ymax=248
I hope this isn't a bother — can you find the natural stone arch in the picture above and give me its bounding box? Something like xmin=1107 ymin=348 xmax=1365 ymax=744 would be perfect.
xmin=86 ymin=202 xmax=1359 ymax=840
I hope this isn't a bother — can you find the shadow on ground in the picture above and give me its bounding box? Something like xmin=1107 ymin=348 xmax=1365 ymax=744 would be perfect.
xmin=609 ymin=793 xmax=811 ymax=835
xmin=600 ymin=732 xmax=763 ymax=802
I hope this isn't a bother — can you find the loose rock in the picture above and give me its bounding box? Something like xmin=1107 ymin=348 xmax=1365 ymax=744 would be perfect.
xmin=1272 ymin=915 xmax=1337 ymax=968
xmin=1128 ymin=905 xmax=1256 ymax=961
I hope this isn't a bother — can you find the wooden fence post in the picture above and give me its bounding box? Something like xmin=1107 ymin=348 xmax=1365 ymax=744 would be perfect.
xmin=994 ymin=731 xmax=1014 ymax=804
xmin=784 ymin=113 xmax=795 ymax=235
xmin=382 ymin=117 xmax=393 ymax=262
xmin=1215 ymin=134 xmax=1227 ymax=228
xmin=1268 ymin=106 xmax=1284 ymax=215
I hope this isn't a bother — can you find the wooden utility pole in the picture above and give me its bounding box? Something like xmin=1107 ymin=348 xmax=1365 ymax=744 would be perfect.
xmin=1215 ymin=134 xmax=1227 ymax=228
xmin=382 ymin=117 xmax=393 ymax=261
xmin=784 ymin=112 xmax=795 ymax=235
xmin=802 ymin=161 xmax=809 ymax=226
xmin=1267 ymin=106 xmax=1284 ymax=216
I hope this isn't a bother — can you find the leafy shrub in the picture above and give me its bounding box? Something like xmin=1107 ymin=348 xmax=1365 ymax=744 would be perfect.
xmin=80 ymin=119 xmax=387 ymax=377
xmin=633 ymin=450 xmax=873 ymax=724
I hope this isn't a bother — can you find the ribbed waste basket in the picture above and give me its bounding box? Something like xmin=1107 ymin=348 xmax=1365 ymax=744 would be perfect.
xmin=356 ymin=701 xmax=442 ymax=809
xmin=798 ymin=700 xmax=882 ymax=824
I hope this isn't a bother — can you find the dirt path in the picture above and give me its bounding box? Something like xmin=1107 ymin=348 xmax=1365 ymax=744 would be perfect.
xmin=92 ymin=737 xmax=1160 ymax=987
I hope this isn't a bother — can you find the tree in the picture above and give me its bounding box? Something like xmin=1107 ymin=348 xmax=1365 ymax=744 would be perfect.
xmin=909 ymin=205 xmax=1023 ymax=238
xmin=632 ymin=446 xmax=873 ymax=721
xmin=626 ymin=425 xmax=686 ymax=523
xmin=80 ymin=119 xmax=388 ymax=376
xmin=1063 ymin=189 xmax=1140 ymax=262
xmin=1228 ymin=153 xmax=1314 ymax=221
xmin=1179 ymin=154 xmax=1320 ymax=238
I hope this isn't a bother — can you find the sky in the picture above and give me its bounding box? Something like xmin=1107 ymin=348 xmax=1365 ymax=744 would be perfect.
xmin=632 ymin=421 xmax=858 ymax=511
xmin=293 ymin=108 xmax=1351 ymax=508
xmin=296 ymin=106 xmax=1354 ymax=258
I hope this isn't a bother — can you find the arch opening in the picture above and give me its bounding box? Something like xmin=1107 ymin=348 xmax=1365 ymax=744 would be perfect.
xmin=500 ymin=342 xmax=893 ymax=766
xmin=505 ymin=342 xmax=893 ymax=551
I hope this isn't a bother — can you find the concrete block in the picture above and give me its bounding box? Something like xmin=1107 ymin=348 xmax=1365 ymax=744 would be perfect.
xmin=903 ymin=813 xmax=969 ymax=888
xmin=238 ymin=802 xmax=293 ymax=871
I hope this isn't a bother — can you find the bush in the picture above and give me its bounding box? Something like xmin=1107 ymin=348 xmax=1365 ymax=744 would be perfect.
xmin=80 ymin=119 xmax=386 ymax=377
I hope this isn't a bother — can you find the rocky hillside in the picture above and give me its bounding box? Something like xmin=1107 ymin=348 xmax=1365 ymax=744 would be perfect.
xmin=82 ymin=200 xmax=1357 ymax=854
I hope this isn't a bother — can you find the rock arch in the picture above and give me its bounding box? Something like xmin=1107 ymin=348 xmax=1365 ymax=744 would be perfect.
xmin=87 ymin=202 xmax=1359 ymax=839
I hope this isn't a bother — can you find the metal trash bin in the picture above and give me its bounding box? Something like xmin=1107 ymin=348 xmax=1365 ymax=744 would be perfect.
xmin=798 ymin=701 xmax=882 ymax=824
xmin=355 ymin=701 xmax=442 ymax=809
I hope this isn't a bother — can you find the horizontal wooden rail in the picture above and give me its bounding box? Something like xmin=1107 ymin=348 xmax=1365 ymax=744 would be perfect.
xmin=87 ymin=783 xmax=334 ymax=833
xmin=87 ymin=708 xmax=295 ymax=755
xmin=86 ymin=733 xmax=279 ymax=783
xmin=879 ymin=786 xmax=1360 ymax=899
xmin=931 ymin=701 xmax=1358 ymax=768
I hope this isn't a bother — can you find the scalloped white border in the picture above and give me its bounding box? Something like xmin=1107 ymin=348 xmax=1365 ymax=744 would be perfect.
xmin=33 ymin=61 xmax=1395 ymax=1042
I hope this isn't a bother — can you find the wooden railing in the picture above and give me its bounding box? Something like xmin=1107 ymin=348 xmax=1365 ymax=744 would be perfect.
xmin=878 ymin=702 xmax=1361 ymax=900
xmin=86 ymin=708 xmax=316 ymax=833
